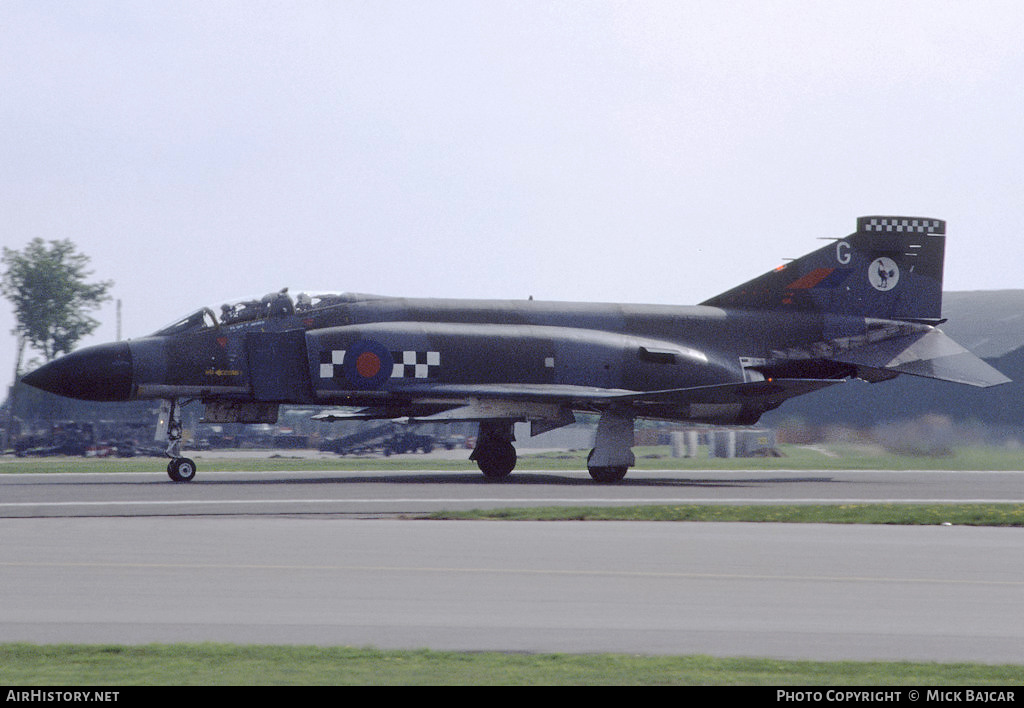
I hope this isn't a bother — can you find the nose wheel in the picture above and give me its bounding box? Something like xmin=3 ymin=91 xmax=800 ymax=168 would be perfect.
xmin=163 ymin=398 xmax=198 ymax=482
xmin=167 ymin=456 xmax=197 ymax=482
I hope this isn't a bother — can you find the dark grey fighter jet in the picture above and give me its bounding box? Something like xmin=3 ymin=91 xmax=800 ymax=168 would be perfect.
xmin=22 ymin=216 xmax=1009 ymax=482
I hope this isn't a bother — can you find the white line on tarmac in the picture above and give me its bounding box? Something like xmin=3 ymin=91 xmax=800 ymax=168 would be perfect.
xmin=2 ymin=497 xmax=1024 ymax=509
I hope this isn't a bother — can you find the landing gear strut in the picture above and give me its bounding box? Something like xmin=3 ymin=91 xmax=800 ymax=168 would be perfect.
xmin=163 ymin=399 xmax=197 ymax=482
xmin=470 ymin=421 xmax=517 ymax=480
xmin=587 ymin=411 xmax=635 ymax=484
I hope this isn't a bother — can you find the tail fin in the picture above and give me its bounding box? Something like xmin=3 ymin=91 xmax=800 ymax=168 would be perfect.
xmin=701 ymin=216 xmax=946 ymax=324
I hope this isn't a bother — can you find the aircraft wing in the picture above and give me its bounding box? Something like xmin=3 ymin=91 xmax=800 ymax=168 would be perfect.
xmin=601 ymin=378 xmax=842 ymax=424
xmin=311 ymin=384 xmax=627 ymax=431
xmin=311 ymin=378 xmax=843 ymax=429
xmin=311 ymin=384 xmax=633 ymax=421
xmin=607 ymin=378 xmax=841 ymax=404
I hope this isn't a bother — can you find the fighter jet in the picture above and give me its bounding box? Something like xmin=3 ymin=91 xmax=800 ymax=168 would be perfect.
xmin=22 ymin=216 xmax=1009 ymax=482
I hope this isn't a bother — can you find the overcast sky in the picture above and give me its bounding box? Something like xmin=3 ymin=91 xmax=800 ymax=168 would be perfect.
xmin=3 ymin=0 xmax=1023 ymax=382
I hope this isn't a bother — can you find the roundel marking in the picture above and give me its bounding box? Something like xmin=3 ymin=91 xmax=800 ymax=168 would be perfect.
xmin=343 ymin=340 xmax=394 ymax=389
xmin=869 ymin=257 xmax=899 ymax=291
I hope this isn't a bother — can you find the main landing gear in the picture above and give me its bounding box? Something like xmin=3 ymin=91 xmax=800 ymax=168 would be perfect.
xmin=587 ymin=451 xmax=629 ymax=483
xmin=586 ymin=412 xmax=635 ymax=484
xmin=470 ymin=413 xmax=636 ymax=484
xmin=163 ymin=399 xmax=197 ymax=482
xmin=470 ymin=421 xmax=517 ymax=480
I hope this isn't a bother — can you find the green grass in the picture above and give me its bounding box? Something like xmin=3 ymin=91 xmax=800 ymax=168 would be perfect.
xmin=0 ymin=644 xmax=1021 ymax=686
xmin=426 ymin=503 xmax=1024 ymax=525
xmin=624 ymin=444 xmax=1024 ymax=471
xmin=4 ymin=443 xmax=1024 ymax=474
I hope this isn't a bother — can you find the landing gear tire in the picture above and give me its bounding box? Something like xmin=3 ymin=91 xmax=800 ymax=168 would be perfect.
xmin=162 ymin=399 xmax=196 ymax=482
xmin=474 ymin=441 xmax=517 ymax=480
xmin=588 ymin=465 xmax=628 ymax=484
xmin=167 ymin=457 xmax=197 ymax=483
xmin=587 ymin=449 xmax=628 ymax=484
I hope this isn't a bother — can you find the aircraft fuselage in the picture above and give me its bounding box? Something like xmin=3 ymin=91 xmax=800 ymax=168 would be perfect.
xmin=52 ymin=295 xmax=838 ymax=417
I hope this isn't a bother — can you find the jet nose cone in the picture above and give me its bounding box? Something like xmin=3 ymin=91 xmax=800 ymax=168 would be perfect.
xmin=21 ymin=342 xmax=133 ymax=401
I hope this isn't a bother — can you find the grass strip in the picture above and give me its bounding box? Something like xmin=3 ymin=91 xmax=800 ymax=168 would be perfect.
xmin=6 ymin=444 xmax=1024 ymax=473
xmin=0 ymin=643 xmax=1021 ymax=685
xmin=427 ymin=503 xmax=1024 ymax=526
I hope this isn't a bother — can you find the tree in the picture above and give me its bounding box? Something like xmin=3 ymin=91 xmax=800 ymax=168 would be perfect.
xmin=2 ymin=239 xmax=113 ymax=373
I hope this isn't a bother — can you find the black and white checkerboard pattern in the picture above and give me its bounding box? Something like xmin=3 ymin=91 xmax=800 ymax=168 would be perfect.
xmin=391 ymin=350 xmax=441 ymax=379
xmin=857 ymin=216 xmax=945 ymax=234
xmin=318 ymin=349 xmax=440 ymax=380
xmin=318 ymin=349 xmax=346 ymax=379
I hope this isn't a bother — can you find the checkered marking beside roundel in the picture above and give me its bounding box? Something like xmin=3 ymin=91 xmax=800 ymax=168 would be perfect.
xmin=392 ymin=350 xmax=441 ymax=379
xmin=319 ymin=349 xmax=441 ymax=381
xmin=319 ymin=349 xmax=347 ymax=380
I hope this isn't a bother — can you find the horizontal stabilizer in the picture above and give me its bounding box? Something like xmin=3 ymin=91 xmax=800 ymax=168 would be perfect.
xmin=832 ymin=329 xmax=1011 ymax=387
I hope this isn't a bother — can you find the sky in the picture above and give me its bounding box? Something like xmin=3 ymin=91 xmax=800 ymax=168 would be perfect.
xmin=2 ymin=0 xmax=1024 ymax=383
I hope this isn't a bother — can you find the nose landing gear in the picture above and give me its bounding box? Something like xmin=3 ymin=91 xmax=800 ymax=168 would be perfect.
xmin=163 ymin=399 xmax=197 ymax=482
xmin=167 ymin=456 xmax=197 ymax=482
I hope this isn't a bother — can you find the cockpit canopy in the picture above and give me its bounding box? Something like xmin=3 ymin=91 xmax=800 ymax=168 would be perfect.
xmin=152 ymin=308 xmax=219 ymax=337
xmin=151 ymin=289 xmax=360 ymax=336
xmin=220 ymin=288 xmax=295 ymax=324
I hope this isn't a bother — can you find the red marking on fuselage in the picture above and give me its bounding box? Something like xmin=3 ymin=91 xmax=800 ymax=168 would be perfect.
xmin=356 ymin=351 xmax=381 ymax=378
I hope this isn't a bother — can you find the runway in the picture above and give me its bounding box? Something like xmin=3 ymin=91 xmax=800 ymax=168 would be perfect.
xmin=2 ymin=467 xmax=1024 ymax=518
xmin=1 ymin=464 xmax=1023 ymax=663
